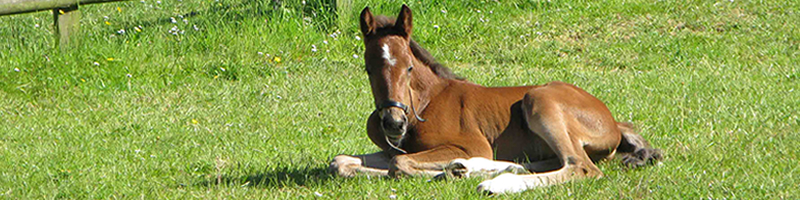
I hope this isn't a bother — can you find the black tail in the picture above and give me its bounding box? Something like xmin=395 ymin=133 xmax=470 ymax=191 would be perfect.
xmin=616 ymin=122 xmax=663 ymax=167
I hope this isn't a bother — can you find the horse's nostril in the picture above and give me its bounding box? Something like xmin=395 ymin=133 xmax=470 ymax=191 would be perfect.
xmin=382 ymin=117 xmax=406 ymax=131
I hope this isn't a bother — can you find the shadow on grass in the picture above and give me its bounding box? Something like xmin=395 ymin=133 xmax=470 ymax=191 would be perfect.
xmin=196 ymin=166 xmax=333 ymax=189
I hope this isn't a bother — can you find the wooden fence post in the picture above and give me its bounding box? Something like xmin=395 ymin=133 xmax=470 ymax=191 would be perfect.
xmin=53 ymin=4 xmax=80 ymax=50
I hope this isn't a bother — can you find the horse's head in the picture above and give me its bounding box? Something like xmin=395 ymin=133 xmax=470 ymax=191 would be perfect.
xmin=359 ymin=5 xmax=417 ymax=143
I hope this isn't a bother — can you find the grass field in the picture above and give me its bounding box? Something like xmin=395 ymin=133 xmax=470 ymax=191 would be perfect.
xmin=1 ymin=0 xmax=798 ymax=199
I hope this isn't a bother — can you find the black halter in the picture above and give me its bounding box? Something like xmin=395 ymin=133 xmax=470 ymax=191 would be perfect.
xmin=376 ymin=100 xmax=411 ymax=154
xmin=377 ymin=100 xmax=408 ymax=113
xmin=372 ymin=71 xmax=428 ymax=155
xmin=376 ymin=99 xmax=426 ymax=122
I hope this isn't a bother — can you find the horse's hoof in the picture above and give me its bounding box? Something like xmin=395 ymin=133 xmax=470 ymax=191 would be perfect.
xmin=329 ymin=155 xmax=361 ymax=177
xmin=500 ymin=163 xmax=528 ymax=176
xmin=444 ymin=159 xmax=470 ymax=178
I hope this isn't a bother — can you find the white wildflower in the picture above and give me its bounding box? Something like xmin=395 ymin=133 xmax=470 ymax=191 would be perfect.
xmin=353 ymin=54 xmax=359 ymax=59
xmin=126 ymin=73 xmax=132 ymax=78
xmin=258 ymin=52 xmax=264 ymax=56
xmin=34 ymin=24 xmax=39 ymax=28
xmin=170 ymin=17 xmax=177 ymax=24
xmin=355 ymin=36 xmax=361 ymax=40
xmin=93 ymin=62 xmax=100 ymax=66
xmin=117 ymin=29 xmax=126 ymax=34
xmin=14 ymin=68 xmax=20 ymax=72
xmin=433 ymin=25 xmax=440 ymax=29
xmin=323 ymin=40 xmax=328 ymax=44
xmin=169 ymin=26 xmax=180 ymax=35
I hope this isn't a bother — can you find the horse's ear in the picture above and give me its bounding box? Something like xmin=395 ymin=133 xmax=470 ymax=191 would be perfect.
xmin=394 ymin=4 xmax=412 ymax=38
xmin=360 ymin=7 xmax=376 ymax=37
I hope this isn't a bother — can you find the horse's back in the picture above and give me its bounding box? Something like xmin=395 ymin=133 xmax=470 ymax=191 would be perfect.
xmin=412 ymin=81 xmax=620 ymax=162
xmin=527 ymin=81 xmax=619 ymax=137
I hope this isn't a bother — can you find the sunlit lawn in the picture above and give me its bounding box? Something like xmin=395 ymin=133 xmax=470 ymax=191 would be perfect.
xmin=1 ymin=0 xmax=798 ymax=199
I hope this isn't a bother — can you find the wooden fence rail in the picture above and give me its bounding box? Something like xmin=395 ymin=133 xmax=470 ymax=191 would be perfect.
xmin=0 ymin=0 xmax=130 ymax=50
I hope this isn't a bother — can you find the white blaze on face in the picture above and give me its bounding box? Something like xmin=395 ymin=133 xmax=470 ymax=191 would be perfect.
xmin=382 ymin=43 xmax=397 ymax=66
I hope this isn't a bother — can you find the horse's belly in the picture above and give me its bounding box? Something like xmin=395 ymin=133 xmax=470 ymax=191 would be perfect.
xmin=492 ymin=128 xmax=556 ymax=162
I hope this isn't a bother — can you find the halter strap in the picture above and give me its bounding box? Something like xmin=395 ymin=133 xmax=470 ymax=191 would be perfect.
xmin=377 ymin=100 xmax=408 ymax=112
xmin=373 ymin=75 xmax=427 ymax=155
xmin=377 ymin=101 xmax=410 ymax=154
xmin=385 ymin=135 xmax=408 ymax=154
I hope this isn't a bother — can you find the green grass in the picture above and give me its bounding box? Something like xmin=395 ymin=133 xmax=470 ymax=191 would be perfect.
xmin=1 ymin=0 xmax=798 ymax=199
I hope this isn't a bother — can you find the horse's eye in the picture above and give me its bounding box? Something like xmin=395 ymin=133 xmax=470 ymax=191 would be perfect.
xmin=407 ymin=66 xmax=413 ymax=72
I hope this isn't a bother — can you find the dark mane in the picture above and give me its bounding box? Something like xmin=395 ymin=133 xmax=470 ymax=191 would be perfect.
xmin=372 ymin=15 xmax=464 ymax=80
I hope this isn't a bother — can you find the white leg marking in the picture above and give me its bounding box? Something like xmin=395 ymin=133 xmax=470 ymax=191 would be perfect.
xmin=381 ymin=43 xmax=397 ymax=66
xmin=443 ymin=157 xmax=527 ymax=178
xmin=476 ymin=173 xmax=530 ymax=194
xmin=477 ymin=168 xmax=570 ymax=194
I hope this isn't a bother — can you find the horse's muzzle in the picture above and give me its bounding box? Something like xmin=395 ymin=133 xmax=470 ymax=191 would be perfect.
xmin=379 ymin=107 xmax=408 ymax=140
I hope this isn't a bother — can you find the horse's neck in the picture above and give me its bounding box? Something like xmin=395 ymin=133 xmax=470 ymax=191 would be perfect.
xmin=409 ymin=59 xmax=448 ymax=112
xmin=411 ymin=58 xmax=442 ymax=87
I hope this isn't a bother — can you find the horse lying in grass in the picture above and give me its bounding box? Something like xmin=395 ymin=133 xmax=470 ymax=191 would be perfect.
xmin=330 ymin=5 xmax=662 ymax=194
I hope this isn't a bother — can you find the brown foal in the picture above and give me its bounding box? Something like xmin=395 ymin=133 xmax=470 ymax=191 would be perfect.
xmin=330 ymin=5 xmax=662 ymax=194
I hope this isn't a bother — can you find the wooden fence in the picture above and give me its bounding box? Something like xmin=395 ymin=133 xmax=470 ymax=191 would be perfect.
xmin=2 ymin=0 xmax=355 ymax=51
xmin=0 ymin=0 xmax=130 ymax=50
